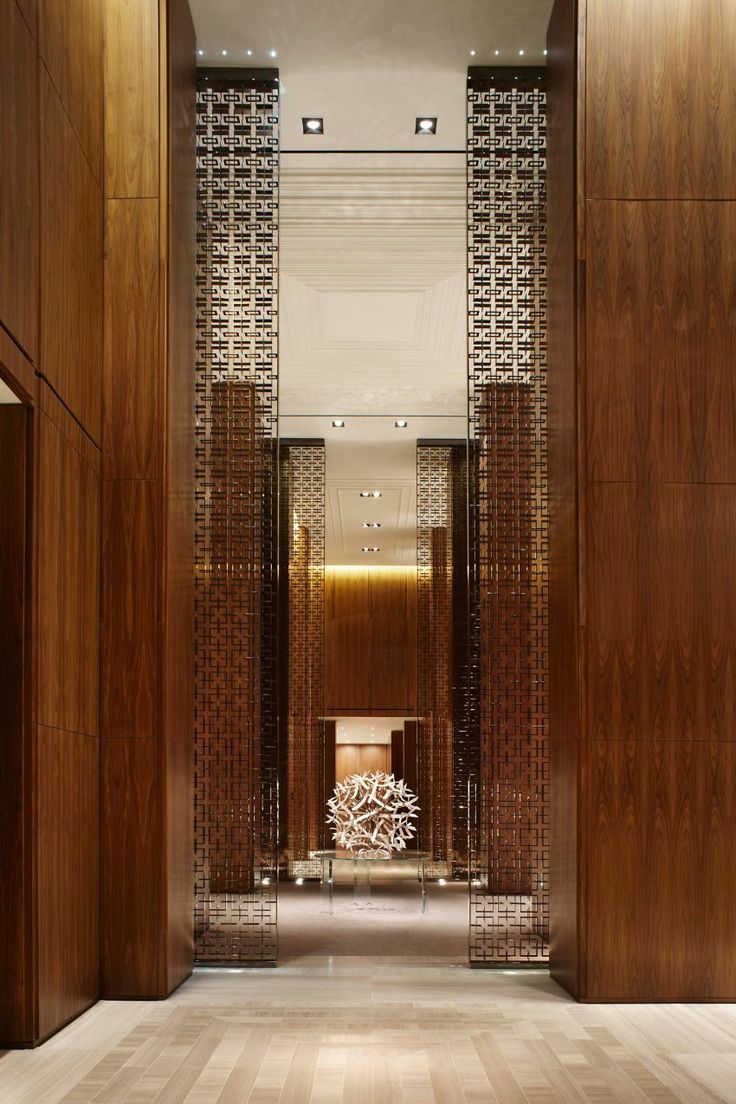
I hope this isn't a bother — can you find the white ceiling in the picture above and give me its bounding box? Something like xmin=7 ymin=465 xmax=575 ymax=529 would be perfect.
xmin=329 ymin=716 xmax=414 ymax=745
xmin=191 ymin=0 xmax=553 ymax=149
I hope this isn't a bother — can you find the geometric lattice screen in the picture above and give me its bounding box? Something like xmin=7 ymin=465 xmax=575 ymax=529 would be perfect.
xmin=194 ymin=72 xmax=279 ymax=962
xmin=416 ymin=443 xmax=471 ymax=878
xmin=281 ymin=443 xmax=326 ymax=879
xmin=467 ymin=70 xmax=549 ymax=964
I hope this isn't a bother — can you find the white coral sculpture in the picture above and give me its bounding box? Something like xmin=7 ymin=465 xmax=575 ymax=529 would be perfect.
xmin=327 ymin=771 xmax=420 ymax=859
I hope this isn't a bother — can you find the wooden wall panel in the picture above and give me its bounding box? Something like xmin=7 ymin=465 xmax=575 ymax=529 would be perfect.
xmin=103 ymin=199 xmax=160 ymax=480
xmin=0 ymin=0 xmax=38 ymax=360
xmin=548 ymin=0 xmax=736 ymax=1001
xmin=586 ymin=739 xmax=736 ymax=1001
xmin=325 ymin=568 xmax=417 ymax=714
xmin=586 ymin=201 xmax=736 ymax=483
xmin=586 ymin=0 xmax=736 ymax=200
xmin=0 ymin=406 xmax=32 ymax=1045
xmin=15 ymin=0 xmax=36 ymax=34
xmin=100 ymin=738 xmax=160 ymax=996
xmin=40 ymin=68 xmax=103 ymax=442
xmin=103 ymin=0 xmax=159 ymax=198
xmin=102 ymin=479 xmax=158 ymax=740
xmin=36 ymin=725 xmax=98 ymax=1040
xmin=39 ymin=0 xmax=103 ymax=183
xmin=37 ymin=387 xmax=100 ymax=738
xmin=587 ymin=483 xmax=736 ymax=744
xmin=336 ymin=744 xmax=391 ymax=784
xmin=164 ymin=0 xmax=196 ymax=991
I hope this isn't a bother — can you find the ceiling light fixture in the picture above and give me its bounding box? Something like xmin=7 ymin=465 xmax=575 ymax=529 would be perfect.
xmin=221 ymin=49 xmax=228 ymax=56
xmin=543 ymin=48 xmax=548 ymax=56
xmin=303 ymin=116 xmax=324 ymax=134
xmin=361 ymin=522 xmax=381 ymax=528
xmin=394 ymin=419 xmax=408 ymax=428
xmin=247 ymin=49 xmax=252 ymax=56
xmin=362 ymin=546 xmax=380 ymax=553
xmin=470 ymin=49 xmax=476 ymax=56
xmin=269 ymin=49 xmax=277 ymax=57
xmin=494 ymin=49 xmax=500 ymax=55
xmin=415 ymin=116 xmax=437 ymax=135
xmin=519 ymin=49 xmax=525 ymax=56
xmin=197 ymin=48 xmax=204 ymax=56
xmin=360 ymin=490 xmax=382 ymax=498
xmin=331 ymin=418 xmax=345 ymax=427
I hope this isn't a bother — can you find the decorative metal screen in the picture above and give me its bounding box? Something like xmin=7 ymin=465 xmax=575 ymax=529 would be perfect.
xmin=467 ymin=71 xmax=549 ymax=964
xmin=416 ymin=443 xmax=471 ymax=877
xmin=194 ymin=71 xmax=279 ymax=962
xmin=281 ymin=443 xmax=326 ymax=878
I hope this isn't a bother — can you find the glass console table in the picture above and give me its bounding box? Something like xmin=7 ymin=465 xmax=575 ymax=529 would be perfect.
xmin=313 ymin=850 xmax=430 ymax=915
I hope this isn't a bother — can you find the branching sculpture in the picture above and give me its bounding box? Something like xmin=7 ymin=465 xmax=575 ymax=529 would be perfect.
xmin=327 ymin=771 xmax=420 ymax=858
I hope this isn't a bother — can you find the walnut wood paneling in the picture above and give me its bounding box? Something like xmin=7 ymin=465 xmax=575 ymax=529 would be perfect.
xmin=15 ymin=0 xmax=36 ymax=34
xmin=586 ymin=0 xmax=736 ymax=200
xmin=391 ymin=730 xmax=404 ymax=780
xmin=36 ymin=725 xmax=98 ymax=1040
xmin=0 ymin=406 xmax=32 ymax=1045
xmin=0 ymin=324 xmax=36 ymax=404
xmin=546 ymin=0 xmax=577 ymax=267
xmin=103 ymin=0 xmax=159 ymax=197
xmin=587 ymin=482 xmax=736 ymax=744
xmin=103 ymin=199 xmax=160 ymax=479
xmin=0 ymin=0 xmax=38 ymax=361
xmin=40 ymin=68 xmax=103 ymax=442
xmin=37 ymin=384 xmax=100 ymax=738
xmin=100 ymin=737 xmax=160 ymax=996
xmin=325 ymin=568 xmax=417 ymax=714
xmin=102 ymin=480 xmax=158 ymax=739
xmin=586 ymin=739 xmax=736 ymax=1001
xmin=39 ymin=0 xmax=103 ymax=183
xmin=586 ymin=201 xmax=736 ymax=483
xmin=335 ymin=744 xmax=391 ymax=784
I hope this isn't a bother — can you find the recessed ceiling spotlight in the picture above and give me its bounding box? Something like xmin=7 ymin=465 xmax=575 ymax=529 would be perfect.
xmin=303 ymin=116 xmax=324 ymax=134
xmin=470 ymin=49 xmax=476 ymax=56
xmin=359 ymin=490 xmax=382 ymax=498
xmin=362 ymin=546 xmax=380 ymax=553
xmin=415 ymin=116 xmax=437 ymax=135
xmin=519 ymin=49 xmax=525 ymax=55
xmin=494 ymin=49 xmax=500 ymax=56
xmin=295 ymin=877 xmax=304 ymax=886
xmin=197 ymin=48 xmax=204 ymax=56
xmin=361 ymin=522 xmax=381 ymax=528
xmin=331 ymin=418 xmax=345 ymax=427
xmin=395 ymin=419 xmax=408 ymax=428
xmin=247 ymin=49 xmax=252 ymax=56
xmin=543 ymin=48 xmax=548 ymax=56
xmin=222 ymin=49 xmax=227 ymax=56
xmin=269 ymin=49 xmax=277 ymax=57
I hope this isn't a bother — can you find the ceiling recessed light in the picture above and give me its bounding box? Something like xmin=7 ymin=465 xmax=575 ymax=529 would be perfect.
xmin=470 ymin=49 xmax=476 ymax=56
xmin=295 ymin=877 xmax=304 ymax=886
xmin=359 ymin=490 xmax=382 ymax=498
xmin=519 ymin=49 xmax=525 ymax=56
xmin=247 ymin=49 xmax=252 ymax=56
xmin=331 ymin=418 xmax=345 ymax=427
xmin=361 ymin=522 xmax=381 ymax=528
xmin=543 ymin=49 xmax=548 ymax=56
xmin=362 ymin=547 xmax=380 ymax=553
xmin=197 ymin=48 xmax=204 ymax=56
xmin=269 ymin=49 xmax=277 ymax=57
xmin=415 ymin=117 xmax=437 ymax=135
xmin=221 ymin=49 xmax=227 ymax=56
xmin=494 ymin=49 xmax=500 ymax=56
xmin=303 ymin=116 xmax=324 ymax=134
xmin=395 ymin=419 xmax=408 ymax=428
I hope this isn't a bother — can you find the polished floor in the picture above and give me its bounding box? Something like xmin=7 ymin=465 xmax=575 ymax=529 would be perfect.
xmin=2 ymin=963 xmax=736 ymax=1103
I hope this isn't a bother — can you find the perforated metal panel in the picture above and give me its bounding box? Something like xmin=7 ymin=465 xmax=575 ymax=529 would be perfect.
xmin=194 ymin=73 xmax=279 ymax=962
xmin=467 ymin=72 xmax=549 ymax=964
xmin=282 ymin=444 xmax=326 ymax=878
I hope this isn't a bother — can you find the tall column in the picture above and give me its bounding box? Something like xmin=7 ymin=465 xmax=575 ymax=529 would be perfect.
xmin=100 ymin=0 xmax=195 ymax=997
xmin=548 ymin=0 xmax=736 ymax=1000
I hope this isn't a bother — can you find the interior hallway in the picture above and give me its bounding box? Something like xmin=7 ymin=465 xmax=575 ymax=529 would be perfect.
xmin=1 ymin=966 xmax=735 ymax=1104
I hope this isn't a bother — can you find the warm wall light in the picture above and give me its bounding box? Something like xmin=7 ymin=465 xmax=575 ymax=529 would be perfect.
xmin=415 ymin=117 xmax=437 ymax=135
xmin=302 ymin=116 xmax=324 ymax=134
